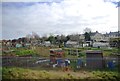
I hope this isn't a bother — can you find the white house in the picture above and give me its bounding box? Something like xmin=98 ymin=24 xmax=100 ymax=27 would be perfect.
xmin=83 ymin=43 xmax=89 ymax=47
xmin=91 ymin=31 xmax=106 ymax=42
xmin=44 ymin=41 xmax=51 ymax=46
xmin=66 ymin=41 xmax=79 ymax=48
xmin=16 ymin=43 xmax=22 ymax=48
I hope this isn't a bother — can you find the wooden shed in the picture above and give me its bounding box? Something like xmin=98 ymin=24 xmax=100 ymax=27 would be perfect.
xmin=49 ymin=48 xmax=64 ymax=64
xmin=86 ymin=50 xmax=103 ymax=69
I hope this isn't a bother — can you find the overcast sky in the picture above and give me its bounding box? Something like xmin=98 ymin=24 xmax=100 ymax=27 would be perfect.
xmin=1 ymin=0 xmax=119 ymax=39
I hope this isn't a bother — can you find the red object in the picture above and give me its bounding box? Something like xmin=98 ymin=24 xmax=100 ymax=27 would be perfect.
xmin=50 ymin=49 xmax=64 ymax=63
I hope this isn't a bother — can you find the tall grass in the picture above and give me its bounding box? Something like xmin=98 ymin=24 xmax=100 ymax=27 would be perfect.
xmin=2 ymin=67 xmax=119 ymax=80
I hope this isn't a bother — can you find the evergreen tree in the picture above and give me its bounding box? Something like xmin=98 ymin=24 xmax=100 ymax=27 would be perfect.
xmin=84 ymin=32 xmax=91 ymax=41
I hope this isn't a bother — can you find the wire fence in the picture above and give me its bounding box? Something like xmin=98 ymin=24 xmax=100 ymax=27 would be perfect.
xmin=2 ymin=56 xmax=119 ymax=71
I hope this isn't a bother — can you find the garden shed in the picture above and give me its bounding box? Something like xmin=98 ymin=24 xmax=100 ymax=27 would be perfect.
xmin=49 ymin=48 xmax=64 ymax=64
xmin=86 ymin=50 xmax=104 ymax=69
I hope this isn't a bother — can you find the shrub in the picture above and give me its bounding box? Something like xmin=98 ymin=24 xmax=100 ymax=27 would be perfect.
xmin=15 ymin=50 xmax=37 ymax=56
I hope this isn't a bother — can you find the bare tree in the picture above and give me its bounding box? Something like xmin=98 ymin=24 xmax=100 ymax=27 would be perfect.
xmin=83 ymin=27 xmax=91 ymax=33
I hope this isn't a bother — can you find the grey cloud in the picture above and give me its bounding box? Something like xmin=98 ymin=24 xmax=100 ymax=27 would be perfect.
xmin=2 ymin=1 xmax=118 ymax=39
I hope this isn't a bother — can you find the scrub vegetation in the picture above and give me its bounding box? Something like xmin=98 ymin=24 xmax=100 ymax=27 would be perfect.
xmin=2 ymin=67 xmax=119 ymax=80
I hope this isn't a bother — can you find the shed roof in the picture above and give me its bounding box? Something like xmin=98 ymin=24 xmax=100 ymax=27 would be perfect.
xmin=66 ymin=41 xmax=78 ymax=45
xmin=86 ymin=50 xmax=102 ymax=54
xmin=50 ymin=48 xmax=62 ymax=51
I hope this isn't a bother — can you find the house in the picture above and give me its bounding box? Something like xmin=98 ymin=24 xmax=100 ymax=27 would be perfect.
xmin=79 ymin=34 xmax=85 ymax=42
xmin=6 ymin=40 xmax=12 ymax=47
xmin=90 ymin=31 xmax=107 ymax=42
xmin=103 ymin=31 xmax=119 ymax=40
xmin=103 ymin=33 xmax=109 ymax=42
xmin=69 ymin=34 xmax=80 ymax=41
xmin=66 ymin=41 xmax=79 ymax=48
xmin=108 ymin=31 xmax=119 ymax=38
xmin=16 ymin=43 xmax=22 ymax=48
xmin=68 ymin=34 xmax=84 ymax=47
xmin=83 ymin=43 xmax=89 ymax=47
xmin=25 ymin=43 xmax=31 ymax=48
xmin=43 ymin=41 xmax=51 ymax=47
xmin=2 ymin=40 xmax=12 ymax=48
xmin=103 ymin=31 xmax=119 ymax=45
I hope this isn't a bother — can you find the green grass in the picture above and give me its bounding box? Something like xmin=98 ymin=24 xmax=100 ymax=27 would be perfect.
xmin=92 ymin=70 xmax=119 ymax=80
xmin=15 ymin=50 xmax=37 ymax=56
xmin=3 ymin=46 xmax=50 ymax=57
xmin=3 ymin=46 xmax=119 ymax=57
xmin=2 ymin=67 xmax=119 ymax=80
xmin=63 ymin=47 xmax=118 ymax=57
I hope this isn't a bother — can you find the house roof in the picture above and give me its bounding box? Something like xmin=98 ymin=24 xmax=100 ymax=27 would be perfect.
xmin=66 ymin=41 xmax=78 ymax=45
xmin=103 ymin=31 xmax=119 ymax=37
xmin=50 ymin=48 xmax=62 ymax=51
xmin=44 ymin=41 xmax=50 ymax=44
xmin=90 ymin=31 xmax=101 ymax=36
xmin=108 ymin=32 xmax=119 ymax=36
xmin=103 ymin=33 xmax=109 ymax=37
xmin=90 ymin=32 xmax=97 ymax=36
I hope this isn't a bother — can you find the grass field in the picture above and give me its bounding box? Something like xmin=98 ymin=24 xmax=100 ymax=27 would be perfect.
xmin=2 ymin=46 xmax=118 ymax=58
xmin=2 ymin=67 xmax=119 ymax=80
xmin=2 ymin=46 xmax=119 ymax=80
